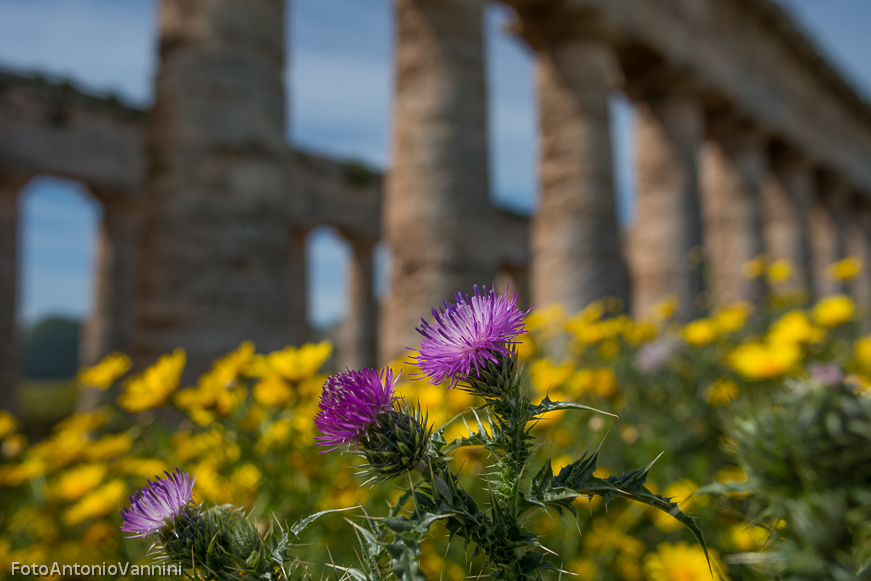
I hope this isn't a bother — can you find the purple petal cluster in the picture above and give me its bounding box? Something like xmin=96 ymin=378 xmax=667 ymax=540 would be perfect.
xmin=120 ymin=469 xmax=195 ymax=538
xmin=413 ymin=283 xmax=529 ymax=389
xmin=315 ymin=368 xmax=397 ymax=449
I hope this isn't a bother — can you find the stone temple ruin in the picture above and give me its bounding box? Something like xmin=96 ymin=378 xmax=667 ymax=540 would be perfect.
xmin=2 ymin=0 xmax=871 ymax=410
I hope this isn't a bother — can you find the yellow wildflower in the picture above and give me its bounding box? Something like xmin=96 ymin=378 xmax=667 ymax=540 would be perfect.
xmin=715 ymin=303 xmax=753 ymax=333
xmin=252 ymin=374 xmax=294 ymax=408
xmin=53 ymin=464 xmax=107 ymax=501
xmin=730 ymin=523 xmax=770 ymax=551
xmin=828 ymin=256 xmax=862 ymax=282
xmin=29 ymin=429 xmax=90 ymax=468
xmin=213 ymin=341 xmax=256 ymax=380
xmin=742 ymin=255 xmax=766 ymax=279
xmin=117 ymin=458 xmax=170 ymax=479
xmin=813 ymin=294 xmax=855 ymax=327
xmin=644 ymin=542 xmax=731 ymax=581
xmin=192 ymin=462 xmax=229 ymax=503
xmin=624 ymin=321 xmax=657 ymax=345
xmin=421 ymin=554 xmax=447 ymax=579
xmin=63 ymin=479 xmax=127 ymax=525
xmin=655 ymin=479 xmax=707 ymax=532
xmin=567 ymin=312 xmax=626 ymax=345
xmin=231 ymin=463 xmax=262 ymax=498
xmin=82 ymin=521 xmax=116 ymax=551
xmin=174 ymin=344 xmax=250 ymax=419
xmin=256 ymin=418 xmax=293 ymax=455
xmin=54 ymin=411 xmax=106 ymax=434
xmin=87 ymin=432 xmax=133 ymax=460
xmin=8 ymin=507 xmax=58 ymax=543
xmin=730 ymin=342 xmax=801 ymax=380
xmin=569 ymin=368 xmax=617 ymax=399
xmin=2 ymin=433 xmax=27 ymax=458
xmin=526 ymin=304 xmax=570 ymax=332
xmin=584 ymin=517 xmax=644 ymax=556
xmin=856 ymin=336 xmax=871 ymax=363
xmin=0 ymin=458 xmax=46 ymax=486
xmin=172 ymin=426 xmax=227 ymax=462
xmin=651 ymin=295 xmax=679 ymax=321
xmin=0 ymin=410 xmax=17 ymax=440
xmin=599 ymin=339 xmax=620 ymax=359
xmin=568 ymin=558 xmax=597 ymax=580
xmin=767 ymin=259 xmax=793 ymax=284
xmin=515 ymin=333 xmax=536 ymax=361
xmin=715 ymin=465 xmax=750 ymax=498
xmin=683 ymin=319 xmax=717 ymax=346
xmin=249 ymin=341 xmax=332 ymax=382
xmin=715 ymin=466 xmax=747 ymax=485
xmin=529 ymin=359 xmax=574 ymax=395
xmin=77 ymin=352 xmax=131 ymax=389
xmin=767 ymin=311 xmax=821 ymax=345
xmin=118 ymin=348 xmax=186 ymax=412
xmin=705 ymin=378 xmax=739 ymax=406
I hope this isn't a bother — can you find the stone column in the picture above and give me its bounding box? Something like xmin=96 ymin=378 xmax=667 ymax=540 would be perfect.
xmin=0 ymin=176 xmax=26 ymax=413
xmin=497 ymin=265 xmax=530 ymax=312
xmin=381 ymin=0 xmax=497 ymax=363
xmin=809 ymin=176 xmax=850 ymax=299
xmin=135 ymin=0 xmax=293 ymax=376
xmin=629 ymin=90 xmax=705 ymax=322
xmin=341 ymin=235 xmax=377 ymax=371
xmin=531 ymin=37 xmax=627 ymax=314
xmin=761 ymin=151 xmax=814 ymax=294
xmin=80 ymin=196 xmax=143 ymax=366
xmin=288 ymin=224 xmax=310 ymax=346
xmin=701 ymin=124 xmax=767 ymax=306
xmin=847 ymin=198 xmax=871 ymax=323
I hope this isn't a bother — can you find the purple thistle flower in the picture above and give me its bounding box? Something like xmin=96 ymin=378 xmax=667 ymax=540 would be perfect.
xmin=413 ymin=283 xmax=529 ymax=389
xmin=315 ymin=368 xmax=398 ymax=450
xmin=120 ymin=469 xmax=195 ymax=538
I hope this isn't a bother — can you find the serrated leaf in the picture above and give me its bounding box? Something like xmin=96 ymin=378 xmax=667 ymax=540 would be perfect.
xmin=528 ymin=395 xmax=615 ymax=418
xmin=529 ymin=449 xmax=713 ymax=573
xmin=290 ymin=506 xmax=357 ymax=537
xmin=441 ymin=431 xmax=491 ymax=454
xmin=527 ymin=454 xmax=554 ymax=507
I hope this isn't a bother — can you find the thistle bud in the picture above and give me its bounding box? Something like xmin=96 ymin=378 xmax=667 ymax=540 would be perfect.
xmin=315 ymin=368 xmax=431 ymax=479
xmin=360 ymin=403 xmax=430 ymax=480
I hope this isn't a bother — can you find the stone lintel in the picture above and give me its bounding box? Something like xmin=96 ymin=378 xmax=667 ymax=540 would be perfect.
xmin=501 ymin=0 xmax=871 ymax=196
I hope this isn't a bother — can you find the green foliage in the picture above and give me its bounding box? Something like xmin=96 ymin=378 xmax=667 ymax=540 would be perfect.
xmin=22 ymin=316 xmax=80 ymax=380
xmin=334 ymin=351 xmax=707 ymax=581
xmin=707 ymin=381 xmax=871 ymax=580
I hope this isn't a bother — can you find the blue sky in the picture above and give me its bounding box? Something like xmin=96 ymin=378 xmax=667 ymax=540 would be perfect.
xmin=0 ymin=0 xmax=868 ymax=329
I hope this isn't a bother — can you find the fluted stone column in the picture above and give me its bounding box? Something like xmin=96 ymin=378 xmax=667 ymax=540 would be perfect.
xmin=288 ymin=224 xmax=310 ymax=346
xmin=762 ymin=152 xmax=814 ymax=293
xmin=629 ymin=91 xmax=705 ymax=322
xmin=701 ymin=125 xmax=767 ymax=306
xmin=341 ymin=235 xmax=377 ymax=371
xmin=532 ymin=37 xmax=627 ymax=314
xmin=135 ymin=0 xmax=293 ymax=376
xmin=809 ymin=176 xmax=850 ymax=299
xmin=81 ymin=196 xmax=143 ymax=366
xmin=847 ymin=199 xmax=871 ymax=323
xmin=0 ymin=176 xmax=26 ymax=412
xmin=381 ymin=0 xmax=497 ymax=363
xmin=497 ymin=266 xmax=530 ymax=311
